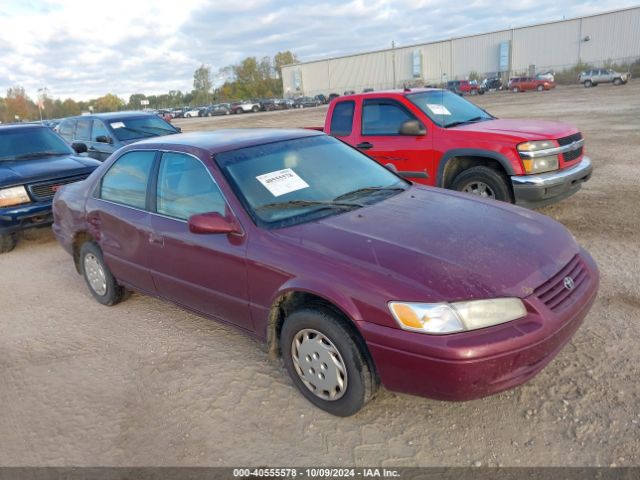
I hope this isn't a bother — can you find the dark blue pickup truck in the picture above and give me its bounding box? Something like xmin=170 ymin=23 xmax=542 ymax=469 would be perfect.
xmin=0 ymin=124 xmax=100 ymax=253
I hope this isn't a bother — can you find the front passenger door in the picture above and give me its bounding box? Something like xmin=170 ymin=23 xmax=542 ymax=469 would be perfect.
xmin=148 ymin=152 xmax=252 ymax=331
xmin=88 ymin=120 xmax=116 ymax=161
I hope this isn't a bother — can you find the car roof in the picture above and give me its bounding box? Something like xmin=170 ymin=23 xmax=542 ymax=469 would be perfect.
xmin=65 ymin=111 xmax=156 ymax=121
xmin=132 ymin=128 xmax=325 ymax=154
xmin=338 ymin=87 xmax=442 ymax=100
xmin=0 ymin=123 xmax=47 ymax=133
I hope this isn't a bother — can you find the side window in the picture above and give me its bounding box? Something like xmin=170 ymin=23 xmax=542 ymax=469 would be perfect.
xmin=58 ymin=120 xmax=75 ymax=141
xmin=156 ymin=152 xmax=226 ymax=221
xmin=362 ymin=99 xmax=415 ymax=136
xmin=329 ymin=101 xmax=355 ymax=136
xmin=100 ymin=151 xmax=155 ymax=209
xmin=92 ymin=120 xmax=110 ymax=142
xmin=75 ymin=118 xmax=92 ymax=141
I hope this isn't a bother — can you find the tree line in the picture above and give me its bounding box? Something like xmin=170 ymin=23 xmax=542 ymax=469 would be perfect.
xmin=0 ymin=51 xmax=297 ymax=123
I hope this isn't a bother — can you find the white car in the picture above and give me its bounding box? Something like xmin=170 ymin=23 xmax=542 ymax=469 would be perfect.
xmin=184 ymin=107 xmax=203 ymax=118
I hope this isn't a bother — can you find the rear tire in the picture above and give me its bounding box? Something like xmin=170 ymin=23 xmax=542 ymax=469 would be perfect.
xmin=451 ymin=166 xmax=512 ymax=203
xmin=280 ymin=307 xmax=377 ymax=417
xmin=0 ymin=232 xmax=18 ymax=254
xmin=79 ymin=242 xmax=125 ymax=306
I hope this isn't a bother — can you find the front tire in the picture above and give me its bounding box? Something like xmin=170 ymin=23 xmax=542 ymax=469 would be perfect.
xmin=613 ymin=78 xmax=622 ymax=86
xmin=451 ymin=166 xmax=512 ymax=203
xmin=537 ymin=84 xmax=544 ymax=91
xmin=0 ymin=232 xmax=18 ymax=254
xmin=280 ymin=307 xmax=377 ymax=416
xmin=79 ymin=242 xmax=125 ymax=306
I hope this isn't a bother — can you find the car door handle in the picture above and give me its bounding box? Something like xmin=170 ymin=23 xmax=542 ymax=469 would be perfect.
xmin=148 ymin=233 xmax=164 ymax=247
xmin=356 ymin=142 xmax=374 ymax=150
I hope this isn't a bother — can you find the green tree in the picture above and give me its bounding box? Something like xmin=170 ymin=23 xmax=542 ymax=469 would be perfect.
xmin=94 ymin=93 xmax=124 ymax=113
xmin=128 ymin=93 xmax=146 ymax=109
xmin=274 ymin=51 xmax=298 ymax=79
xmin=193 ymin=64 xmax=212 ymax=104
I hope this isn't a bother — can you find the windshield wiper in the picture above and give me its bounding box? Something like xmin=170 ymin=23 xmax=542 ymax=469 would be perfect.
xmin=333 ymin=185 xmax=406 ymax=201
xmin=134 ymin=125 xmax=178 ymax=134
xmin=12 ymin=151 xmax=69 ymax=160
xmin=116 ymin=126 xmax=157 ymax=137
xmin=256 ymin=199 xmax=364 ymax=212
xmin=444 ymin=116 xmax=488 ymax=128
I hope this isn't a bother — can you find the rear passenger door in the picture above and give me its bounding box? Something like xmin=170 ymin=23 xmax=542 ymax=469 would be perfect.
xmin=148 ymin=152 xmax=252 ymax=330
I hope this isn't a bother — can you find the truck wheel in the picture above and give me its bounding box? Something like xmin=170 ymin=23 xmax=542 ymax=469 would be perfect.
xmin=280 ymin=307 xmax=378 ymax=417
xmin=451 ymin=166 xmax=512 ymax=202
xmin=79 ymin=241 xmax=125 ymax=306
xmin=252 ymin=105 xmax=259 ymax=112
xmin=613 ymin=78 xmax=622 ymax=86
xmin=583 ymin=80 xmax=592 ymax=88
xmin=537 ymin=84 xmax=544 ymax=91
xmin=0 ymin=233 xmax=18 ymax=254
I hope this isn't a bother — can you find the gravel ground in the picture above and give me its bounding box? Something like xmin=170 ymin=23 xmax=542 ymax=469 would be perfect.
xmin=0 ymin=83 xmax=638 ymax=467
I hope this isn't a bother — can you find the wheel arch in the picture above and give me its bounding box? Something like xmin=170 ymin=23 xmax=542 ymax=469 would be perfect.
xmin=72 ymin=230 xmax=97 ymax=274
xmin=436 ymin=149 xmax=515 ymax=189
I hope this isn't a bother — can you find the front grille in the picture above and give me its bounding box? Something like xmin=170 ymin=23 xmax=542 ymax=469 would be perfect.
xmin=28 ymin=175 xmax=88 ymax=201
xmin=557 ymin=132 xmax=583 ymax=146
xmin=563 ymin=146 xmax=583 ymax=162
xmin=534 ymin=255 xmax=589 ymax=312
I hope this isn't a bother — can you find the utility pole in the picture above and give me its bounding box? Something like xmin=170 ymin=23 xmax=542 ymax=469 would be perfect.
xmin=392 ymin=40 xmax=396 ymax=89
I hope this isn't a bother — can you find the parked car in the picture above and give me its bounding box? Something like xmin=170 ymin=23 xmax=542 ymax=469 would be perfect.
xmin=259 ymin=99 xmax=277 ymax=111
xmin=314 ymin=94 xmax=328 ymax=104
xmin=293 ymin=97 xmax=321 ymax=108
xmin=314 ymin=89 xmax=592 ymax=208
xmin=0 ymin=124 xmax=100 ymax=253
xmin=446 ymin=80 xmax=484 ymax=96
xmin=328 ymin=93 xmax=340 ymax=102
xmin=172 ymin=107 xmax=187 ymax=119
xmin=184 ymin=107 xmax=203 ymax=118
xmin=482 ymin=77 xmax=503 ymax=91
xmin=579 ymin=68 xmax=630 ymax=87
xmin=231 ymin=101 xmax=261 ymax=114
xmin=200 ymin=104 xmax=231 ymax=116
xmin=56 ymin=112 xmax=180 ymax=162
xmin=52 ymin=128 xmax=599 ymax=416
xmin=508 ymin=77 xmax=555 ymax=92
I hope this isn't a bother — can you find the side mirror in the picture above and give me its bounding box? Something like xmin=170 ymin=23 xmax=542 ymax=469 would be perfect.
xmin=188 ymin=212 xmax=241 ymax=235
xmin=399 ymin=120 xmax=426 ymax=136
xmin=71 ymin=142 xmax=88 ymax=154
xmin=385 ymin=163 xmax=398 ymax=173
xmin=95 ymin=135 xmax=112 ymax=144
xmin=175 ymin=127 xmax=182 ymax=133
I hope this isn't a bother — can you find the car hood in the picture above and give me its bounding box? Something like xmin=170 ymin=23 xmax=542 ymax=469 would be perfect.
xmin=0 ymin=154 xmax=100 ymax=188
xmin=274 ymin=186 xmax=579 ymax=301
xmin=455 ymin=118 xmax=578 ymax=141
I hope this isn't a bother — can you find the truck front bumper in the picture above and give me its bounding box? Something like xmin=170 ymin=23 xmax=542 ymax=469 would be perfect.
xmin=511 ymin=156 xmax=592 ymax=209
xmin=0 ymin=202 xmax=53 ymax=236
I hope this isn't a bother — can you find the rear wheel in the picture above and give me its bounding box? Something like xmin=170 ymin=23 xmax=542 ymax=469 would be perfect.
xmin=280 ymin=307 xmax=377 ymax=416
xmin=0 ymin=233 xmax=18 ymax=254
xmin=80 ymin=242 xmax=125 ymax=306
xmin=451 ymin=166 xmax=512 ymax=203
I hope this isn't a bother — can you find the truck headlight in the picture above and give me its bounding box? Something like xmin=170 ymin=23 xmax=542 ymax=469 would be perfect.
xmin=517 ymin=140 xmax=560 ymax=174
xmin=388 ymin=298 xmax=526 ymax=335
xmin=0 ymin=186 xmax=30 ymax=208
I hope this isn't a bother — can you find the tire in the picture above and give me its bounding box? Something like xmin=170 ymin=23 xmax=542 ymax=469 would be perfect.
xmin=252 ymin=105 xmax=259 ymax=112
xmin=280 ymin=307 xmax=377 ymax=417
xmin=451 ymin=166 xmax=512 ymax=203
xmin=613 ymin=78 xmax=622 ymax=86
xmin=185 ymin=113 xmax=191 ymax=118
xmin=79 ymin=242 xmax=125 ymax=306
xmin=0 ymin=232 xmax=18 ymax=254
xmin=584 ymin=80 xmax=592 ymax=88
xmin=537 ymin=84 xmax=544 ymax=92
xmin=512 ymin=87 xmax=519 ymax=93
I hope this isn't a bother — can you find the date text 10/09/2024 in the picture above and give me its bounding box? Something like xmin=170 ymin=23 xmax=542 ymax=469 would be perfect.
xmin=233 ymin=468 xmax=401 ymax=478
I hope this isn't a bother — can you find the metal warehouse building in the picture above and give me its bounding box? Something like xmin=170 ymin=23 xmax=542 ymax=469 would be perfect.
xmin=282 ymin=6 xmax=640 ymax=97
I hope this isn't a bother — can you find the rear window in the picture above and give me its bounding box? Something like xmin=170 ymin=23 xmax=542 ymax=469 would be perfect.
xmin=330 ymin=101 xmax=355 ymax=136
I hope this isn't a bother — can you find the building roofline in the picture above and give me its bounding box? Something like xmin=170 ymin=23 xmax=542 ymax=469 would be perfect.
xmin=282 ymin=5 xmax=640 ymax=68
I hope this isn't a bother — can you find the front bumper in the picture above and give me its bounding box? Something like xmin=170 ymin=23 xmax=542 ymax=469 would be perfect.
xmin=511 ymin=156 xmax=593 ymax=208
xmin=0 ymin=202 xmax=53 ymax=235
xmin=360 ymin=250 xmax=599 ymax=401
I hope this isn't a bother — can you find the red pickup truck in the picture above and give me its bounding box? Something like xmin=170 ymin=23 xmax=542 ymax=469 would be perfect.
xmin=317 ymin=89 xmax=591 ymax=208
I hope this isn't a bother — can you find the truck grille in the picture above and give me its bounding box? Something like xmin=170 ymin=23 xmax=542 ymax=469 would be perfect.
xmin=534 ymin=255 xmax=589 ymax=312
xmin=558 ymin=132 xmax=583 ymax=162
xmin=28 ymin=175 xmax=88 ymax=201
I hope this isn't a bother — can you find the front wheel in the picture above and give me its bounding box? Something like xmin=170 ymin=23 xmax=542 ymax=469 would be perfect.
xmin=451 ymin=166 xmax=512 ymax=203
xmin=80 ymin=242 xmax=125 ymax=306
xmin=0 ymin=232 xmax=18 ymax=254
xmin=252 ymin=105 xmax=259 ymax=112
xmin=280 ymin=308 xmax=377 ymax=416
xmin=584 ymin=80 xmax=592 ymax=88
xmin=613 ymin=78 xmax=622 ymax=86
xmin=537 ymin=84 xmax=544 ymax=91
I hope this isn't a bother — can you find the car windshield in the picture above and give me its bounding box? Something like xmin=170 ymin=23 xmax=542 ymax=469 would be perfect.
xmin=407 ymin=90 xmax=493 ymax=128
xmin=215 ymin=135 xmax=408 ymax=228
xmin=0 ymin=127 xmax=72 ymax=161
xmin=108 ymin=116 xmax=178 ymax=141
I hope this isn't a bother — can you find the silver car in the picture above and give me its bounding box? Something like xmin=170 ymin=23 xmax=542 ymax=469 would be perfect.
xmin=579 ymin=68 xmax=630 ymax=87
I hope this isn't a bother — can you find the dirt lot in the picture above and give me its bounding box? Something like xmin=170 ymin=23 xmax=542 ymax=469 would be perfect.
xmin=1 ymin=83 xmax=639 ymax=467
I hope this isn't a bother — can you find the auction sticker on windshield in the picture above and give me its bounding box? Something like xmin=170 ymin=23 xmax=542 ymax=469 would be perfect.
xmin=426 ymin=104 xmax=451 ymax=115
xmin=110 ymin=122 xmax=125 ymax=129
xmin=257 ymin=168 xmax=309 ymax=197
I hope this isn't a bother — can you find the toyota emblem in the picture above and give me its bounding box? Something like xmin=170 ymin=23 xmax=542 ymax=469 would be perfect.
xmin=563 ymin=276 xmax=575 ymax=290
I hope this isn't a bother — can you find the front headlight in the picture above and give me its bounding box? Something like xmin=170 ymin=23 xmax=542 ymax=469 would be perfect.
xmin=517 ymin=140 xmax=559 ymax=174
xmin=0 ymin=186 xmax=30 ymax=208
xmin=388 ymin=298 xmax=527 ymax=335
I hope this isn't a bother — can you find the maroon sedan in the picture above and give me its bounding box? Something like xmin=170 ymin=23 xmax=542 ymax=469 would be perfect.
xmin=52 ymin=129 xmax=598 ymax=416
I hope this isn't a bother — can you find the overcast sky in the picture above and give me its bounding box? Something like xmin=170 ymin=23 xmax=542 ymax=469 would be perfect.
xmin=0 ymin=0 xmax=635 ymax=101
